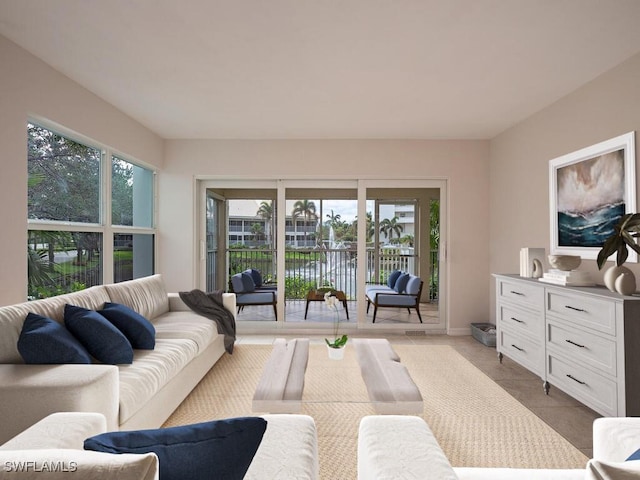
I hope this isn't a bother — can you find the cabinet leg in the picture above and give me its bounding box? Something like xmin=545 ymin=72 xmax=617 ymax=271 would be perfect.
xmin=498 ymin=352 xmax=503 ymax=363
xmin=543 ymin=381 xmax=550 ymax=395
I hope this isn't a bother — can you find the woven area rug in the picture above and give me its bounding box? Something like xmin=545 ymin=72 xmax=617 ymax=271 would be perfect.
xmin=164 ymin=344 xmax=588 ymax=479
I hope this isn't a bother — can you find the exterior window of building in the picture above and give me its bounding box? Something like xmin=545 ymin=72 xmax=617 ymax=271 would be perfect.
xmin=27 ymin=122 xmax=156 ymax=299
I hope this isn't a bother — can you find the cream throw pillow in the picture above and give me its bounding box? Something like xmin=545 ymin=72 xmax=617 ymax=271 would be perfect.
xmin=585 ymin=459 xmax=640 ymax=480
xmin=0 ymin=449 xmax=158 ymax=480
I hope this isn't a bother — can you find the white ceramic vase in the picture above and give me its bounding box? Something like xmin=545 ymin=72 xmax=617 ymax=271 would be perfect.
xmin=532 ymin=259 xmax=543 ymax=278
xmin=327 ymin=344 xmax=345 ymax=360
xmin=603 ymin=265 xmax=633 ymax=292
xmin=615 ymin=272 xmax=637 ymax=296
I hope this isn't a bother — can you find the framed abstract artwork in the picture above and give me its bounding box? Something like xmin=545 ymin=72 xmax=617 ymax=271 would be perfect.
xmin=549 ymin=131 xmax=636 ymax=261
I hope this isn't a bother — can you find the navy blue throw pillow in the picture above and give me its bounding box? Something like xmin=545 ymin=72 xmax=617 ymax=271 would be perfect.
xmin=627 ymin=448 xmax=640 ymax=461
xmin=84 ymin=417 xmax=268 ymax=480
xmin=387 ymin=270 xmax=402 ymax=289
xmin=18 ymin=312 xmax=91 ymax=364
xmin=241 ymin=272 xmax=256 ymax=292
xmin=64 ymin=304 xmax=134 ymax=365
xmin=245 ymin=268 xmax=263 ymax=287
xmin=99 ymin=302 xmax=155 ymax=350
xmin=394 ymin=273 xmax=410 ymax=293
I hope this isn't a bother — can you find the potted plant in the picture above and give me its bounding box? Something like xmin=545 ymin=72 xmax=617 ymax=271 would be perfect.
xmin=597 ymin=213 xmax=640 ymax=294
xmin=324 ymin=291 xmax=348 ymax=359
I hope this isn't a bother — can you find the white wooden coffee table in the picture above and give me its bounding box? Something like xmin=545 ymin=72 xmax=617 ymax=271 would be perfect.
xmin=252 ymin=338 xmax=423 ymax=415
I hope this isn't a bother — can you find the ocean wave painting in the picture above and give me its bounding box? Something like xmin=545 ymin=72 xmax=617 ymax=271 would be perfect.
xmin=558 ymin=202 xmax=624 ymax=247
xmin=556 ymin=149 xmax=625 ymax=247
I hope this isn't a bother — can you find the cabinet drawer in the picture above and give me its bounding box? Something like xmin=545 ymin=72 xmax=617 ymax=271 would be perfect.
xmin=547 ymin=319 xmax=616 ymax=377
xmin=498 ymin=303 xmax=543 ymax=340
xmin=546 ymin=290 xmax=616 ymax=335
xmin=498 ymin=279 xmax=544 ymax=309
xmin=499 ymin=329 xmax=544 ymax=377
xmin=547 ymin=353 xmax=617 ymax=417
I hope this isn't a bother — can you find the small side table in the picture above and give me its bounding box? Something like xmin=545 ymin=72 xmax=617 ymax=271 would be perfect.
xmin=304 ymin=289 xmax=349 ymax=320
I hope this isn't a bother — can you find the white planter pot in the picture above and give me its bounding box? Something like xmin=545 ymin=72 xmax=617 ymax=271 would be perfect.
xmin=615 ymin=272 xmax=637 ymax=296
xmin=604 ymin=265 xmax=633 ymax=292
xmin=327 ymin=344 xmax=345 ymax=360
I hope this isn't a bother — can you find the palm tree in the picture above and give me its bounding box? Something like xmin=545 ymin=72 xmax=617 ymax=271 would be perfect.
xmin=292 ymin=200 xmax=317 ymax=247
xmin=379 ymin=216 xmax=403 ymax=243
xmin=325 ymin=210 xmax=341 ymax=229
xmin=256 ymin=200 xmax=274 ymax=247
xmin=250 ymin=223 xmax=265 ymax=243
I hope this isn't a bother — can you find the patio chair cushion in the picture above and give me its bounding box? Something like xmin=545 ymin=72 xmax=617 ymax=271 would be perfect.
xmin=236 ymin=292 xmax=276 ymax=305
xmin=231 ymin=273 xmax=246 ymax=293
xmin=375 ymin=294 xmax=417 ymax=307
xmin=406 ymin=276 xmax=421 ymax=296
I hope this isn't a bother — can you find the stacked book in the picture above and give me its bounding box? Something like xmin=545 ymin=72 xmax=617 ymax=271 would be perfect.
xmin=538 ymin=269 xmax=594 ymax=287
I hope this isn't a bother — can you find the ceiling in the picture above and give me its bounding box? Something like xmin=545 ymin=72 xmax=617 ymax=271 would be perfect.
xmin=2 ymin=0 xmax=640 ymax=140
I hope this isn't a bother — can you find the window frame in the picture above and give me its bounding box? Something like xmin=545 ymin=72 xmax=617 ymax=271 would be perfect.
xmin=27 ymin=117 xmax=157 ymax=288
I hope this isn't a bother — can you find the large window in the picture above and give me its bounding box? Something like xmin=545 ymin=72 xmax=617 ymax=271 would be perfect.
xmin=27 ymin=122 xmax=156 ymax=299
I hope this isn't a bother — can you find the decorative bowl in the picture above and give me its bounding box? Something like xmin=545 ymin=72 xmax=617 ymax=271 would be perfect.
xmin=548 ymin=255 xmax=581 ymax=271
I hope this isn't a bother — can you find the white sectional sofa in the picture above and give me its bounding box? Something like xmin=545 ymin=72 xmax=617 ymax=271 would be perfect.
xmin=358 ymin=415 xmax=640 ymax=479
xmin=0 ymin=412 xmax=319 ymax=479
xmin=0 ymin=274 xmax=234 ymax=445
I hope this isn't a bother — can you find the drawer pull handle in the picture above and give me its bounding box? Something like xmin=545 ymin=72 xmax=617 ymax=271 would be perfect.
xmin=511 ymin=344 xmax=524 ymax=352
xmin=565 ymin=339 xmax=585 ymax=348
xmin=566 ymin=374 xmax=586 ymax=385
xmin=510 ymin=317 xmax=524 ymax=323
xmin=510 ymin=291 xmax=525 ymax=296
xmin=565 ymin=305 xmax=586 ymax=313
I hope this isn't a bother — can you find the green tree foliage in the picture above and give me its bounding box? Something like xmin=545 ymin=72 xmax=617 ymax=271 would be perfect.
xmin=430 ymin=200 xmax=440 ymax=250
xmin=112 ymin=158 xmax=134 ymax=226
xmin=28 ymin=124 xmax=100 ymax=223
xmin=379 ymin=216 xmax=403 ymax=242
xmin=256 ymin=200 xmax=274 ymax=246
xmin=292 ymin=199 xmax=317 ymax=246
xmin=325 ymin=209 xmax=341 ymax=229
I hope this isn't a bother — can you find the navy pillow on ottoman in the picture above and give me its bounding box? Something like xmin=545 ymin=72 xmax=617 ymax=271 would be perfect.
xmin=64 ymin=304 xmax=134 ymax=364
xmin=18 ymin=312 xmax=91 ymax=364
xmin=99 ymin=302 xmax=156 ymax=350
xmin=84 ymin=417 xmax=268 ymax=480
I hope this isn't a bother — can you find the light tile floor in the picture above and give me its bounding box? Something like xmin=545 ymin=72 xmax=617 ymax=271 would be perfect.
xmin=236 ymin=332 xmax=600 ymax=459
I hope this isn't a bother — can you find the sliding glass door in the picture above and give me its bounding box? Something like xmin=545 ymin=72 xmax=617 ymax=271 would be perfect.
xmin=198 ymin=178 xmax=446 ymax=332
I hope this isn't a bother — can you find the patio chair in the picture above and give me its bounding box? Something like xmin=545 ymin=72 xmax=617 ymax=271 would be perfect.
xmin=230 ymin=272 xmax=277 ymax=320
xmin=365 ymin=272 xmax=424 ymax=323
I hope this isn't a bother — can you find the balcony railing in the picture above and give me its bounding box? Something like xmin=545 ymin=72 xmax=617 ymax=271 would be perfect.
xmin=224 ymin=246 xmax=439 ymax=302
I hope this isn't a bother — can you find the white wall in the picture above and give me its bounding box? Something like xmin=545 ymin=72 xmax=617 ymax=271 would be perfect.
xmin=0 ymin=35 xmax=164 ymax=305
xmin=489 ymin=51 xmax=640 ymax=317
xmin=161 ymin=139 xmax=491 ymax=333
xmin=1 ymin=33 xmax=492 ymax=333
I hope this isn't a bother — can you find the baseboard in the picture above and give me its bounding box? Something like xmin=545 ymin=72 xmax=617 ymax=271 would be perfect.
xmin=447 ymin=327 xmax=472 ymax=336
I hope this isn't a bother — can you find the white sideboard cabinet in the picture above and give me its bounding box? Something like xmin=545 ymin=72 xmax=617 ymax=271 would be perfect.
xmin=494 ymin=274 xmax=640 ymax=417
